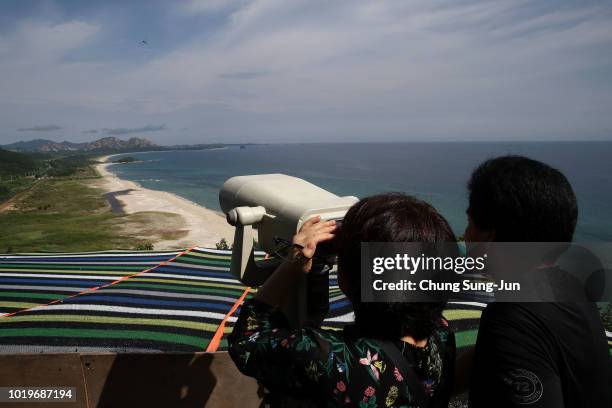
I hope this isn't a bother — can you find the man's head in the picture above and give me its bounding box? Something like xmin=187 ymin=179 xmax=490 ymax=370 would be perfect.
xmin=465 ymin=155 xmax=577 ymax=242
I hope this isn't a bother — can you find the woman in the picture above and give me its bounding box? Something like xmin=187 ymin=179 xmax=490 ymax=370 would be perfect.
xmin=229 ymin=193 xmax=456 ymax=407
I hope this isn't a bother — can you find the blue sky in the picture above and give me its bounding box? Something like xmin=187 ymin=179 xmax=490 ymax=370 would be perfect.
xmin=1 ymin=0 xmax=611 ymax=144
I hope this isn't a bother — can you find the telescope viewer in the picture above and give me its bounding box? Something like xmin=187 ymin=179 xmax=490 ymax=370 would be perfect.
xmin=219 ymin=174 xmax=358 ymax=327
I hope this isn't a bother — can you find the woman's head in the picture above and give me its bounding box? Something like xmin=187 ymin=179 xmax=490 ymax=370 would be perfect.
xmin=337 ymin=193 xmax=457 ymax=340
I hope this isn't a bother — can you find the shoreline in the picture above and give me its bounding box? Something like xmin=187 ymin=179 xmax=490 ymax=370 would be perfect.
xmin=96 ymin=147 xmax=229 ymax=162
xmin=93 ymin=155 xmax=234 ymax=250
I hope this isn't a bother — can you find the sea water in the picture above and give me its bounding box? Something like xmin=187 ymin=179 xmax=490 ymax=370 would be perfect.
xmin=108 ymin=142 xmax=612 ymax=241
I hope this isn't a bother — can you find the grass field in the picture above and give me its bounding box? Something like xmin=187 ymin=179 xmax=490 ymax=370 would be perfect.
xmin=0 ymin=170 xmax=180 ymax=253
xmin=0 ymin=177 xmax=37 ymax=203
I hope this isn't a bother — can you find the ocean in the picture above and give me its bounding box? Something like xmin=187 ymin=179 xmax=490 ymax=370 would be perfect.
xmin=107 ymin=142 xmax=612 ymax=242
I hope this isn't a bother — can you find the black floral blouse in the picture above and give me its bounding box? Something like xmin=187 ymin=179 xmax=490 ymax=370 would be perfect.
xmin=228 ymin=299 xmax=455 ymax=407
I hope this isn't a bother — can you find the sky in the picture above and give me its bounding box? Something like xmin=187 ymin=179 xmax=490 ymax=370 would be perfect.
xmin=0 ymin=0 xmax=611 ymax=145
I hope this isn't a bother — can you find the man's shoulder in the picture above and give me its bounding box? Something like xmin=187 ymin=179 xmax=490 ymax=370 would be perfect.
xmin=481 ymin=302 xmax=535 ymax=321
xmin=479 ymin=302 xmax=564 ymax=340
xmin=481 ymin=301 xmax=604 ymax=344
xmin=483 ymin=301 xmax=589 ymax=320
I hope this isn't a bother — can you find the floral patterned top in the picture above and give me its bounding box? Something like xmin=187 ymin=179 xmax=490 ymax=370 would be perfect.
xmin=228 ymin=299 xmax=455 ymax=407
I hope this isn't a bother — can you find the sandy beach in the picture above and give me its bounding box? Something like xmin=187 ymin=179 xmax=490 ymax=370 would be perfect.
xmin=94 ymin=155 xmax=234 ymax=250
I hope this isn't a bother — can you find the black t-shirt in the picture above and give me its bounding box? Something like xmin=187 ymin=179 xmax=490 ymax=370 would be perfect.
xmin=469 ymin=302 xmax=610 ymax=408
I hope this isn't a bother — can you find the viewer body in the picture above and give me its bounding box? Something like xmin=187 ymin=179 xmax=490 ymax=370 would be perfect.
xmin=229 ymin=194 xmax=457 ymax=407
xmin=464 ymin=156 xmax=610 ymax=407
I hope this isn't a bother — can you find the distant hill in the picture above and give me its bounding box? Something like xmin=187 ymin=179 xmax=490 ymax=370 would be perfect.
xmin=2 ymin=137 xmax=157 ymax=153
xmin=80 ymin=137 xmax=156 ymax=152
xmin=1 ymin=138 xmax=250 ymax=156
xmin=2 ymin=139 xmax=81 ymax=152
xmin=0 ymin=148 xmax=41 ymax=177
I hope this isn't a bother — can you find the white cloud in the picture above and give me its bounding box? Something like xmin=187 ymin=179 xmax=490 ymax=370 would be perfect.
xmin=179 ymin=0 xmax=247 ymax=15
xmin=0 ymin=1 xmax=611 ymax=143
xmin=0 ymin=20 xmax=99 ymax=62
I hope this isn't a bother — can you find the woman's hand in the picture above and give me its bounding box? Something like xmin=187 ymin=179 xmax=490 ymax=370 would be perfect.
xmin=255 ymin=216 xmax=336 ymax=306
xmin=291 ymin=216 xmax=337 ymax=273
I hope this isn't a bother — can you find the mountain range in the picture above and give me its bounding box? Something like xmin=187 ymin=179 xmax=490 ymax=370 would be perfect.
xmin=2 ymin=137 xmax=157 ymax=153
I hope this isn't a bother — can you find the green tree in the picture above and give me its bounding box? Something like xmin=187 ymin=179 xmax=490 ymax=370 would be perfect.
xmin=215 ymin=238 xmax=229 ymax=250
xmin=135 ymin=241 xmax=154 ymax=251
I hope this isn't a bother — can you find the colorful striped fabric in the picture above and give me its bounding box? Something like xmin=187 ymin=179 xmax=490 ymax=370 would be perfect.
xmin=0 ymin=248 xmax=609 ymax=353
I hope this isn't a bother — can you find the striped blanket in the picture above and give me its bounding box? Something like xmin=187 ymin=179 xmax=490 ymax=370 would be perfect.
xmin=0 ymin=248 xmax=609 ymax=353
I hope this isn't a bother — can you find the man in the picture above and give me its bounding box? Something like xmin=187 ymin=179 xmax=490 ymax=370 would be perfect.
xmin=465 ymin=156 xmax=610 ymax=407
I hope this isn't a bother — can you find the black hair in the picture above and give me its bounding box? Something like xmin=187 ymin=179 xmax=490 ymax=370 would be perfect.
xmin=337 ymin=193 xmax=457 ymax=340
xmin=467 ymin=155 xmax=577 ymax=242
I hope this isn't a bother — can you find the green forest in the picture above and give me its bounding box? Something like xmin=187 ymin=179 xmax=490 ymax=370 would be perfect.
xmin=0 ymin=148 xmax=93 ymax=202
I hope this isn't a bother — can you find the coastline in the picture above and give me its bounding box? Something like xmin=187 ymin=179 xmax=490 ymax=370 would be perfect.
xmin=93 ymin=155 xmax=234 ymax=250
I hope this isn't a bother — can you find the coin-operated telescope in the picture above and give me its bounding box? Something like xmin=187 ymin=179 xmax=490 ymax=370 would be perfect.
xmin=219 ymin=174 xmax=358 ymax=326
xmin=219 ymin=174 xmax=358 ymax=284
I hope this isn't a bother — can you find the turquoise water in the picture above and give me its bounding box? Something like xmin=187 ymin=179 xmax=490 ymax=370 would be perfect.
xmin=108 ymin=142 xmax=612 ymax=241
